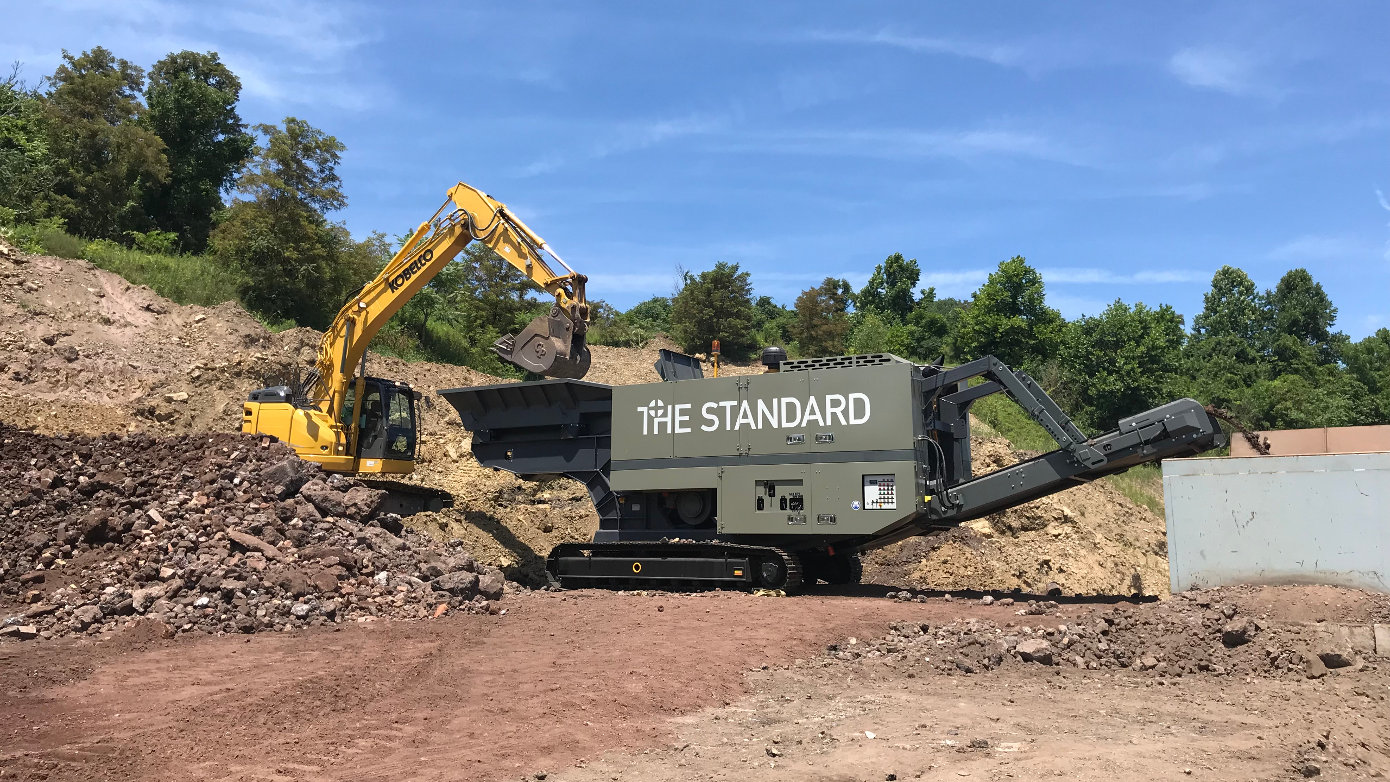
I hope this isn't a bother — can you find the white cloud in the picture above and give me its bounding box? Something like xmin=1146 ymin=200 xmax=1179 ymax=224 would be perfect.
xmin=712 ymin=126 xmax=1087 ymax=167
xmin=6 ymin=0 xmax=384 ymax=111
xmin=786 ymin=28 xmax=1021 ymax=67
xmin=1268 ymin=234 xmax=1377 ymax=263
xmin=1048 ymin=293 xmax=1112 ymax=319
xmin=921 ymin=269 xmax=991 ymax=293
xmin=516 ymin=112 xmax=728 ymax=177
xmin=1041 ymin=267 xmax=1210 ymax=285
xmin=1168 ymin=46 xmax=1262 ymax=96
xmin=1378 ymin=188 xmax=1390 ymax=262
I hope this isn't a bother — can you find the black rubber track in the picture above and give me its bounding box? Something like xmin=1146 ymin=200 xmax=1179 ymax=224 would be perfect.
xmin=548 ymin=541 xmax=804 ymax=594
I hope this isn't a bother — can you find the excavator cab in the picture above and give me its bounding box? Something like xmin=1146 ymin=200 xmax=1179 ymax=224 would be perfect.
xmin=341 ymin=377 xmax=419 ymax=468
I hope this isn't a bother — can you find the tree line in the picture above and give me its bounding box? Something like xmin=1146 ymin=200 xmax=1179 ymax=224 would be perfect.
xmin=0 ymin=47 xmax=542 ymax=372
xmin=3 ymin=49 xmax=1386 ymax=429
xmin=593 ymin=255 xmax=1390 ymax=433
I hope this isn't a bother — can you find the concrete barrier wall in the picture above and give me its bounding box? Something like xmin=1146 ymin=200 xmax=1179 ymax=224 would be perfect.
xmin=1229 ymin=424 xmax=1390 ymax=456
xmin=1163 ymin=453 xmax=1390 ymax=593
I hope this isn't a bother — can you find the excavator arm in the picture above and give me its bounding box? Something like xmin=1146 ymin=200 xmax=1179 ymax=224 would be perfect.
xmin=311 ymin=181 xmax=591 ymax=442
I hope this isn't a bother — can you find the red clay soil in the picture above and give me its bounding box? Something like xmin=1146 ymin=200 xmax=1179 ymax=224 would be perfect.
xmin=0 ymin=590 xmax=1001 ymax=782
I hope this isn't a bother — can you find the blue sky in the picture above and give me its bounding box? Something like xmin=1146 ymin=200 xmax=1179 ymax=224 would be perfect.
xmin=8 ymin=1 xmax=1390 ymax=337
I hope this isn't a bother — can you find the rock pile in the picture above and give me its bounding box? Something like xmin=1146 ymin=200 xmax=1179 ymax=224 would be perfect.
xmin=833 ymin=591 xmax=1379 ymax=679
xmin=0 ymin=427 xmax=511 ymax=641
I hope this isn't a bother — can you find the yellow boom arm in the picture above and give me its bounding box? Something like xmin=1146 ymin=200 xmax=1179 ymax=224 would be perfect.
xmin=311 ymin=182 xmax=590 ymax=435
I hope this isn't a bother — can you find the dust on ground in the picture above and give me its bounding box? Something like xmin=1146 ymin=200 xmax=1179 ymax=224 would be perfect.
xmin=2 ymin=586 xmax=1387 ymax=781
xmin=560 ymin=585 xmax=1390 ymax=782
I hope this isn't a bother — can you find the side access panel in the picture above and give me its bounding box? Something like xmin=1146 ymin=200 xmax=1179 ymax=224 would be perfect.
xmin=718 ymin=464 xmax=811 ymax=534
xmin=611 ymin=382 xmax=676 ymax=462
xmin=806 ymin=362 xmax=916 ymax=455
xmin=739 ymin=370 xmax=809 ymax=457
xmin=810 ymin=460 xmax=919 ymax=536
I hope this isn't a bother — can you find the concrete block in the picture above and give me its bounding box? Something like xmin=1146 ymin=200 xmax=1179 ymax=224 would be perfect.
xmin=1375 ymin=624 xmax=1390 ymax=658
xmin=1164 ymin=452 xmax=1390 ymax=593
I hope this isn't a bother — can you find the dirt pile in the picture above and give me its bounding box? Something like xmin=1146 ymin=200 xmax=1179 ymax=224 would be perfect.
xmin=585 ymin=335 xmax=761 ymax=386
xmin=0 ymin=427 xmax=513 ymax=641
xmin=836 ymin=587 xmax=1386 ymax=680
xmin=863 ymin=435 xmax=1170 ymax=596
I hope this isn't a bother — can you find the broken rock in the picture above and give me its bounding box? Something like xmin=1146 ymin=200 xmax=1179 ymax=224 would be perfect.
xmin=0 ymin=625 xmax=39 ymax=640
xmin=71 ymin=604 xmax=102 ymax=629
xmin=227 ymin=530 xmax=285 ymax=561
xmin=477 ymin=570 xmax=506 ymax=601
xmin=1316 ymin=649 xmax=1355 ymax=670
xmin=1221 ymin=618 xmax=1256 ymax=648
xmin=259 ymin=458 xmax=315 ymax=500
xmin=1015 ymin=639 xmax=1055 ymax=665
xmin=432 ymin=570 xmax=480 ymax=597
xmin=300 ymin=479 xmax=385 ymax=521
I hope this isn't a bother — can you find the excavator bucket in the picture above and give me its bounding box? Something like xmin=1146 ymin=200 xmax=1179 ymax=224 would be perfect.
xmin=494 ymin=308 xmax=591 ymax=379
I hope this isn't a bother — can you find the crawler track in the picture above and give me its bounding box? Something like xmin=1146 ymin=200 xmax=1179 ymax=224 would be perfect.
xmin=547 ymin=541 xmax=804 ymax=593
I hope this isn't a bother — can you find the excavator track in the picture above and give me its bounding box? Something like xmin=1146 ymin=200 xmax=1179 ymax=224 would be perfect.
xmin=547 ymin=541 xmax=803 ymax=594
xmin=357 ymin=479 xmax=453 ymax=516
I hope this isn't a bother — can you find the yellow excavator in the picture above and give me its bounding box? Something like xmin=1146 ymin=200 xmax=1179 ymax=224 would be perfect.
xmin=240 ymin=181 xmax=590 ymax=508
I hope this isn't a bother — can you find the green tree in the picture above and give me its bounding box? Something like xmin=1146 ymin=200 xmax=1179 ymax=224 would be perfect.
xmin=0 ymin=65 xmax=53 ymax=218
xmin=669 ymin=261 xmax=758 ymax=359
xmin=233 ymin=117 xmax=346 ymax=212
xmin=1183 ymin=266 xmax=1271 ymax=407
xmin=1344 ymin=328 xmax=1390 ymax=422
xmin=211 ymin=117 xmax=368 ymax=327
xmin=1058 ymin=300 xmax=1186 ymax=430
xmin=751 ymin=294 xmax=795 ymax=351
xmin=847 ymin=311 xmax=894 ymax=355
xmin=1266 ymin=268 xmax=1344 ymax=369
xmin=1183 ymin=335 xmax=1265 ymax=410
xmin=625 ymin=296 xmax=673 ymax=334
xmin=461 ymin=242 xmax=546 ymax=336
xmin=949 ymin=256 xmax=1063 ymax=368
xmin=904 ymin=286 xmax=964 ymax=362
xmin=390 ymin=245 xmax=470 ymax=344
xmin=42 ymin=47 xmax=169 ymax=239
xmin=792 ymin=277 xmax=853 ymax=357
xmin=1240 ymin=370 xmax=1375 ymax=430
xmin=1190 ymin=266 xmax=1267 ymax=344
xmin=855 ymin=252 xmax=920 ymax=322
xmin=142 ymin=50 xmax=254 ymax=252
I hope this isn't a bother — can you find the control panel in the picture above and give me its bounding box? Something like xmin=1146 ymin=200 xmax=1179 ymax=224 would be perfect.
xmin=862 ymin=474 xmax=897 ymax=510
xmin=755 ymin=479 xmax=805 ymax=514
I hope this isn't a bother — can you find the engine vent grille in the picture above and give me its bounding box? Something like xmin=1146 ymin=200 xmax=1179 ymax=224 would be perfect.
xmin=779 ymin=353 xmax=914 ymax=372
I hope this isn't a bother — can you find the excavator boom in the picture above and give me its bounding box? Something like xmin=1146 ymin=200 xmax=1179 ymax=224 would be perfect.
xmin=314 ymin=182 xmax=589 ymax=423
xmin=243 ymin=181 xmax=591 ymax=478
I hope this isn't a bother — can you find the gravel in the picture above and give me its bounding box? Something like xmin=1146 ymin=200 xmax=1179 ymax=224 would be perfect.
xmin=1 ymin=427 xmax=514 ymax=640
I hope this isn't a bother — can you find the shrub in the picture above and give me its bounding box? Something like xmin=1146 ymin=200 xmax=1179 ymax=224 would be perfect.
xmin=126 ymin=229 xmax=180 ymax=255
xmin=81 ymin=240 xmax=242 ymax=307
xmin=6 ymin=217 xmax=87 ymax=258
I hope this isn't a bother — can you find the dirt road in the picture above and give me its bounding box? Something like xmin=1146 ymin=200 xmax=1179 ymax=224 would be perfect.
xmin=4 ymin=587 xmax=1388 ymax=782
xmin=0 ymin=589 xmax=983 ymax=782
